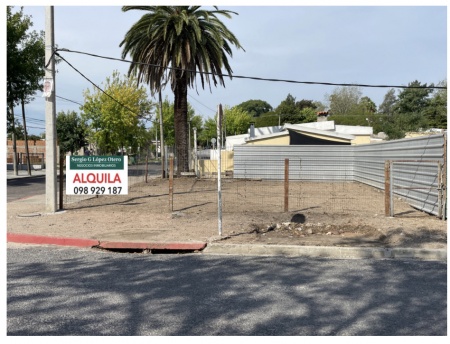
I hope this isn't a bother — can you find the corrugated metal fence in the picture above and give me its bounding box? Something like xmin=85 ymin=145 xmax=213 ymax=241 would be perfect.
xmin=234 ymin=134 xmax=446 ymax=217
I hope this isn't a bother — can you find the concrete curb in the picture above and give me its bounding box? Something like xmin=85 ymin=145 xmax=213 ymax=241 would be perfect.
xmin=203 ymin=243 xmax=447 ymax=261
xmin=97 ymin=241 xmax=207 ymax=251
xmin=7 ymin=233 xmax=99 ymax=248
xmin=7 ymin=234 xmax=446 ymax=261
xmin=7 ymin=233 xmax=207 ymax=252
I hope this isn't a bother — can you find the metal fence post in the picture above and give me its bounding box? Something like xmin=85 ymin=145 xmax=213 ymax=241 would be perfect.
xmin=217 ymin=104 xmax=223 ymax=236
xmin=284 ymin=158 xmax=289 ymax=212
xmin=169 ymin=154 xmax=174 ymax=212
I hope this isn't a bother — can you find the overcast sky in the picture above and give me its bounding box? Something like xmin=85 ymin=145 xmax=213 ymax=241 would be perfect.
xmin=5 ymin=1 xmax=448 ymax=136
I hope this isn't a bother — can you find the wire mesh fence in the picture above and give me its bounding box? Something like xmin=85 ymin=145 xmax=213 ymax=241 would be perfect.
xmin=59 ymin=134 xmax=446 ymax=221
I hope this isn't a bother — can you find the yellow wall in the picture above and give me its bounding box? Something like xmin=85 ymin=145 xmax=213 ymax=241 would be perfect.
xmin=198 ymin=151 xmax=234 ymax=175
xmin=245 ymin=134 xmax=290 ymax=145
xmin=351 ymin=135 xmax=372 ymax=145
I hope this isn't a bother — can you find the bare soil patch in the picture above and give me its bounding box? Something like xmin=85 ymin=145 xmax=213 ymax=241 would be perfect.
xmin=7 ymin=177 xmax=447 ymax=249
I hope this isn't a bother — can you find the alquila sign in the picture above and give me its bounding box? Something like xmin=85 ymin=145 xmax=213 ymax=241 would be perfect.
xmin=66 ymin=156 xmax=128 ymax=195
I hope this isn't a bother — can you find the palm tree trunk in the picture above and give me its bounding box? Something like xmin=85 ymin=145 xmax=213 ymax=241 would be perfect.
xmin=174 ymin=72 xmax=189 ymax=175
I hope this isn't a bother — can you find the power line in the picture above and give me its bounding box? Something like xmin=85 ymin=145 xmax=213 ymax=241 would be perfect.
xmin=54 ymin=51 xmax=157 ymax=125
xmin=56 ymin=95 xmax=83 ymax=106
xmin=55 ymin=48 xmax=447 ymax=90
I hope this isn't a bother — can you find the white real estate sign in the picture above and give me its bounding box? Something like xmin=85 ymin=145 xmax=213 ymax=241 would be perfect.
xmin=66 ymin=156 xmax=128 ymax=195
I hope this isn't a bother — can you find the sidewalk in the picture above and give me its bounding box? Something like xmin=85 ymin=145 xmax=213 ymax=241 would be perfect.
xmin=6 ymin=170 xmax=447 ymax=261
xmin=6 ymin=168 xmax=47 ymax=179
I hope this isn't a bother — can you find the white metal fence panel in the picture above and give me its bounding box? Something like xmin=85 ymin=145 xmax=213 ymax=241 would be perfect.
xmin=233 ymin=145 xmax=354 ymax=181
xmin=233 ymin=134 xmax=446 ymax=216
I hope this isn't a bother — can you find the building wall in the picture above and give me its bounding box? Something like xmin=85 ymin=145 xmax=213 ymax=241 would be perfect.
xmin=351 ymin=135 xmax=372 ymax=145
xmin=198 ymin=150 xmax=234 ymax=176
xmin=6 ymin=140 xmax=47 ymax=164
xmin=245 ymin=135 xmax=290 ymax=145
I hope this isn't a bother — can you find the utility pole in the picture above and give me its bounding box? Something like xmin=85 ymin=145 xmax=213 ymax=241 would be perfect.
xmin=45 ymin=6 xmax=57 ymax=212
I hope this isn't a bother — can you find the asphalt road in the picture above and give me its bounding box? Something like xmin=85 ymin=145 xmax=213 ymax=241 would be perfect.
xmin=7 ymin=244 xmax=447 ymax=336
xmin=6 ymin=163 xmax=163 ymax=202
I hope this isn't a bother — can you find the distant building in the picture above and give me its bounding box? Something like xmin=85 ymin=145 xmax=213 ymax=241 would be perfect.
xmin=225 ymin=120 xmax=376 ymax=150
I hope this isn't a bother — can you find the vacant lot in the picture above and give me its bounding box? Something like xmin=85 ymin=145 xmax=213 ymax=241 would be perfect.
xmin=8 ymin=177 xmax=447 ymax=249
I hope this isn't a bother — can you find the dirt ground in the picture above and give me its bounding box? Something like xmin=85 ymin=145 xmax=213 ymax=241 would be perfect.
xmin=7 ymin=177 xmax=447 ymax=250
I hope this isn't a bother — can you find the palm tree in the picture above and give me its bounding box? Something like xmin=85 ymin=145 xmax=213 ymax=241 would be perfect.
xmin=120 ymin=6 xmax=244 ymax=174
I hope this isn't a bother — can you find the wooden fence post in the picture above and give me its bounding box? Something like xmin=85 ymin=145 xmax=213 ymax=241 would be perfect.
xmin=145 ymin=154 xmax=148 ymax=183
xmin=385 ymin=160 xmax=393 ymax=217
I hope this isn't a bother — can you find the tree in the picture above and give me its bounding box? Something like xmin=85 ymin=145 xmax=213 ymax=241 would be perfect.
xmin=359 ymin=96 xmax=376 ymax=113
xmin=378 ymin=88 xmax=397 ymax=116
xmin=120 ymin=6 xmax=244 ymax=175
xmin=224 ymin=106 xmax=252 ymax=136
xmin=424 ymin=80 xmax=447 ymax=128
xmin=296 ymin=99 xmax=317 ymax=111
xmin=150 ymin=97 xmax=202 ymax=148
xmin=393 ymin=80 xmax=433 ymax=115
xmin=327 ymin=86 xmax=362 ymax=116
xmin=80 ymin=71 xmax=154 ymax=155
xmin=236 ymin=99 xmax=273 ymax=117
xmin=274 ymin=93 xmax=298 ymax=122
xmin=7 ymin=6 xmax=45 ymax=175
xmin=56 ymin=111 xmax=88 ymax=155
xmin=274 ymin=94 xmax=319 ymax=125
xmin=199 ymin=118 xmax=217 ymax=147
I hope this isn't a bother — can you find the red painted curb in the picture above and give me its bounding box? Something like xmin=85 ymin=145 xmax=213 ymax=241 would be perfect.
xmin=7 ymin=233 xmax=99 ymax=248
xmin=7 ymin=233 xmax=207 ymax=251
xmin=98 ymin=241 xmax=207 ymax=251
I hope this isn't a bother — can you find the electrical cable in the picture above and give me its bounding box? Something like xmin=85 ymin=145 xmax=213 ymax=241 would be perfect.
xmin=56 ymin=48 xmax=447 ymax=90
xmin=54 ymin=51 xmax=157 ymax=124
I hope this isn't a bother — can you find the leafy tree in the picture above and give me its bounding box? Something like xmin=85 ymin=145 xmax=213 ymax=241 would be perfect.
xmin=7 ymin=6 xmax=45 ymax=174
xmin=380 ymin=80 xmax=436 ymax=138
xmin=296 ymin=99 xmax=317 ymax=111
xmin=80 ymin=71 xmax=154 ymax=155
xmin=378 ymin=88 xmax=397 ymax=116
xmin=274 ymin=94 xmax=320 ymax=124
xmin=253 ymin=111 xmax=280 ymax=127
xmin=382 ymin=112 xmax=430 ymax=140
xmin=199 ymin=118 xmax=217 ymax=147
xmin=393 ymin=80 xmax=433 ymax=114
xmin=298 ymin=107 xmax=318 ymax=123
xmin=274 ymin=93 xmax=298 ymax=121
xmin=236 ymin=99 xmax=273 ymax=117
xmin=224 ymin=106 xmax=252 ymax=136
xmin=120 ymin=6 xmax=244 ymax=175
xmin=56 ymin=110 xmax=88 ymax=155
xmin=423 ymin=80 xmax=447 ymax=128
xmin=327 ymin=86 xmax=362 ymax=116
xmin=359 ymin=96 xmax=376 ymax=113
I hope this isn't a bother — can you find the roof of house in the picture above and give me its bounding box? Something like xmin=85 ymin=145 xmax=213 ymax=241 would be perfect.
xmin=283 ymin=124 xmax=355 ymax=141
xmin=226 ymin=120 xmax=371 ymax=147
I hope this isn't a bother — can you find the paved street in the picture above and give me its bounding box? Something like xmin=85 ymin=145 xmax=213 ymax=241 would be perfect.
xmin=6 ymin=162 xmax=162 ymax=202
xmin=7 ymin=244 xmax=447 ymax=336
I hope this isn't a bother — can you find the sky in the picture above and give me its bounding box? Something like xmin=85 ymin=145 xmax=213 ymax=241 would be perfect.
xmin=4 ymin=1 xmax=448 ymax=136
